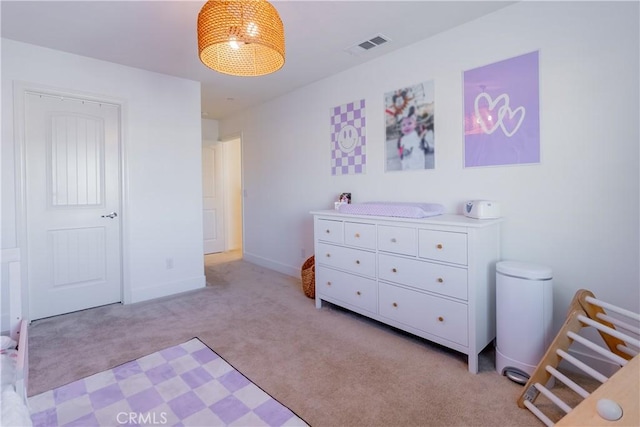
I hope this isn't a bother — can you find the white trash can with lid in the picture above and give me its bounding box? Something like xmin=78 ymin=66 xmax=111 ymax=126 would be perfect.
xmin=495 ymin=261 xmax=553 ymax=384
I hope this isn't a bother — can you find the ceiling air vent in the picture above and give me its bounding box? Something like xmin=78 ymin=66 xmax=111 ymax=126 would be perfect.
xmin=345 ymin=33 xmax=391 ymax=56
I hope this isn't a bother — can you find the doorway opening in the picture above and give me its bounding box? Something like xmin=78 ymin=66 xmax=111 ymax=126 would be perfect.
xmin=202 ymin=136 xmax=243 ymax=264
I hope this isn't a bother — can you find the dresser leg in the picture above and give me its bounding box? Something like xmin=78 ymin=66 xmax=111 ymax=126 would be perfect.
xmin=468 ymin=354 xmax=479 ymax=374
xmin=315 ymin=298 xmax=322 ymax=309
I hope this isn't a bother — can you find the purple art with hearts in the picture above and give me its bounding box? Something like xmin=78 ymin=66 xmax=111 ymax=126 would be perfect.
xmin=330 ymin=99 xmax=366 ymax=176
xmin=463 ymin=51 xmax=540 ymax=167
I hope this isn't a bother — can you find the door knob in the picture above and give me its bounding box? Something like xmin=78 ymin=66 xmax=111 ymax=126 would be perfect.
xmin=101 ymin=212 xmax=118 ymax=219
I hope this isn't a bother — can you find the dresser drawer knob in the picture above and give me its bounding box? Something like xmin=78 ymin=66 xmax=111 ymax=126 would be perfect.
xmin=356 ymin=291 xmax=361 ymax=296
xmin=327 ymin=281 xmax=332 ymax=286
xmin=392 ymin=268 xmax=397 ymax=273
xmin=437 ymin=277 xmax=444 ymax=283
xmin=436 ymin=243 xmax=443 ymax=250
xmin=326 ymin=253 xmax=331 ymax=258
xmin=438 ymin=316 xmax=444 ymax=322
xmin=392 ymin=302 xmax=398 ymax=308
xmin=325 ymin=229 xmax=331 ymax=234
xmin=355 ymin=260 xmax=360 ymax=264
xmin=391 ymin=238 xmax=397 ymax=243
xmin=355 ymin=233 xmax=360 ymax=238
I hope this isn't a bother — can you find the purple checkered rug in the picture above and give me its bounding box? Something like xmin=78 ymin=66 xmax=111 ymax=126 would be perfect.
xmin=28 ymin=338 xmax=308 ymax=426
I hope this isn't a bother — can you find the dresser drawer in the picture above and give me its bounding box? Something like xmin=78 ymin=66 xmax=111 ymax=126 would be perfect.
xmin=378 ymin=225 xmax=417 ymax=256
xmin=418 ymin=229 xmax=467 ymax=265
xmin=379 ymin=283 xmax=468 ymax=346
xmin=316 ymin=219 xmax=343 ymax=244
xmin=344 ymin=221 xmax=376 ymax=249
xmin=316 ymin=242 xmax=376 ymax=278
xmin=316 ymin=266 xmax=377 ymax=314
xmin=378 ymin=254 xmax=468 ymax=300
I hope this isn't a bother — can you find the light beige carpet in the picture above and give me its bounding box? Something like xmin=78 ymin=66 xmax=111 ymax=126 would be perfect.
xmin=27 ymin=253 xmax=543 ymax=426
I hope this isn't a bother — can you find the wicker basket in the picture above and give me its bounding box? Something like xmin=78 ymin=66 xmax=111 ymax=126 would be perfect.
xmin=301 ymin=256 xmax=315 ymax=299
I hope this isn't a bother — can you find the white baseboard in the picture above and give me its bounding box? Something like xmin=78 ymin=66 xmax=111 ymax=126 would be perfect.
xmin=242 ymin=252 xmax=299 ymax=278
xmin=129 ymin=275 xmax=206 ymax=304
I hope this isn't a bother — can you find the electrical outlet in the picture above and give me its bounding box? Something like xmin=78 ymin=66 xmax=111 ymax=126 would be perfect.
xmin=166 ymin=258 xmax=174 ymax=269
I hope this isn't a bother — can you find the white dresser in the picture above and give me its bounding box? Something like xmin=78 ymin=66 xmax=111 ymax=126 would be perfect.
xmin=311 ymin=210 xmax=502 ymax=373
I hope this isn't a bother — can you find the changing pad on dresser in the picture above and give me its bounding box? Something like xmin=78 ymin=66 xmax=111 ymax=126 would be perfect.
xmin=338 ymin=202 xmax=444 ymax=218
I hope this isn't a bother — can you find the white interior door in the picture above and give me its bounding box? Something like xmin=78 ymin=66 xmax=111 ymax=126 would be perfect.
xmin=25 ymin=93 xmax=122 ymax=320
xmin=202 ymin=143 xmax=225 ymax=254
xmin=223 ymin=137 xmax=243 ymax=252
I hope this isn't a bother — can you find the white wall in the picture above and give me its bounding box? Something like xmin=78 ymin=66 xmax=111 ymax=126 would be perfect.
xmin=202 ymin=118 xmax=219 ymax=142
xmin=219 ymin=0 xmax=639 ymax=332
xmin=1 ymin=39 xmax=205 ymax=320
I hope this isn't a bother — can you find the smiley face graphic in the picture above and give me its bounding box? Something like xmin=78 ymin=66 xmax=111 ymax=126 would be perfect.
xmin=337 ymin=124 xmax=359 ymax=153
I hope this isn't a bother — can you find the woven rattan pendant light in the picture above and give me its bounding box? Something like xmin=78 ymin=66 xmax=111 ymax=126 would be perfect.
xmin=197 ymin=0 xmax=285 ymax=76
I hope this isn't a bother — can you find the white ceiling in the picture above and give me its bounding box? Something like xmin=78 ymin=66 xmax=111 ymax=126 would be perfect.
xmin=1 ymin=0 xmax=515 ymax=120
